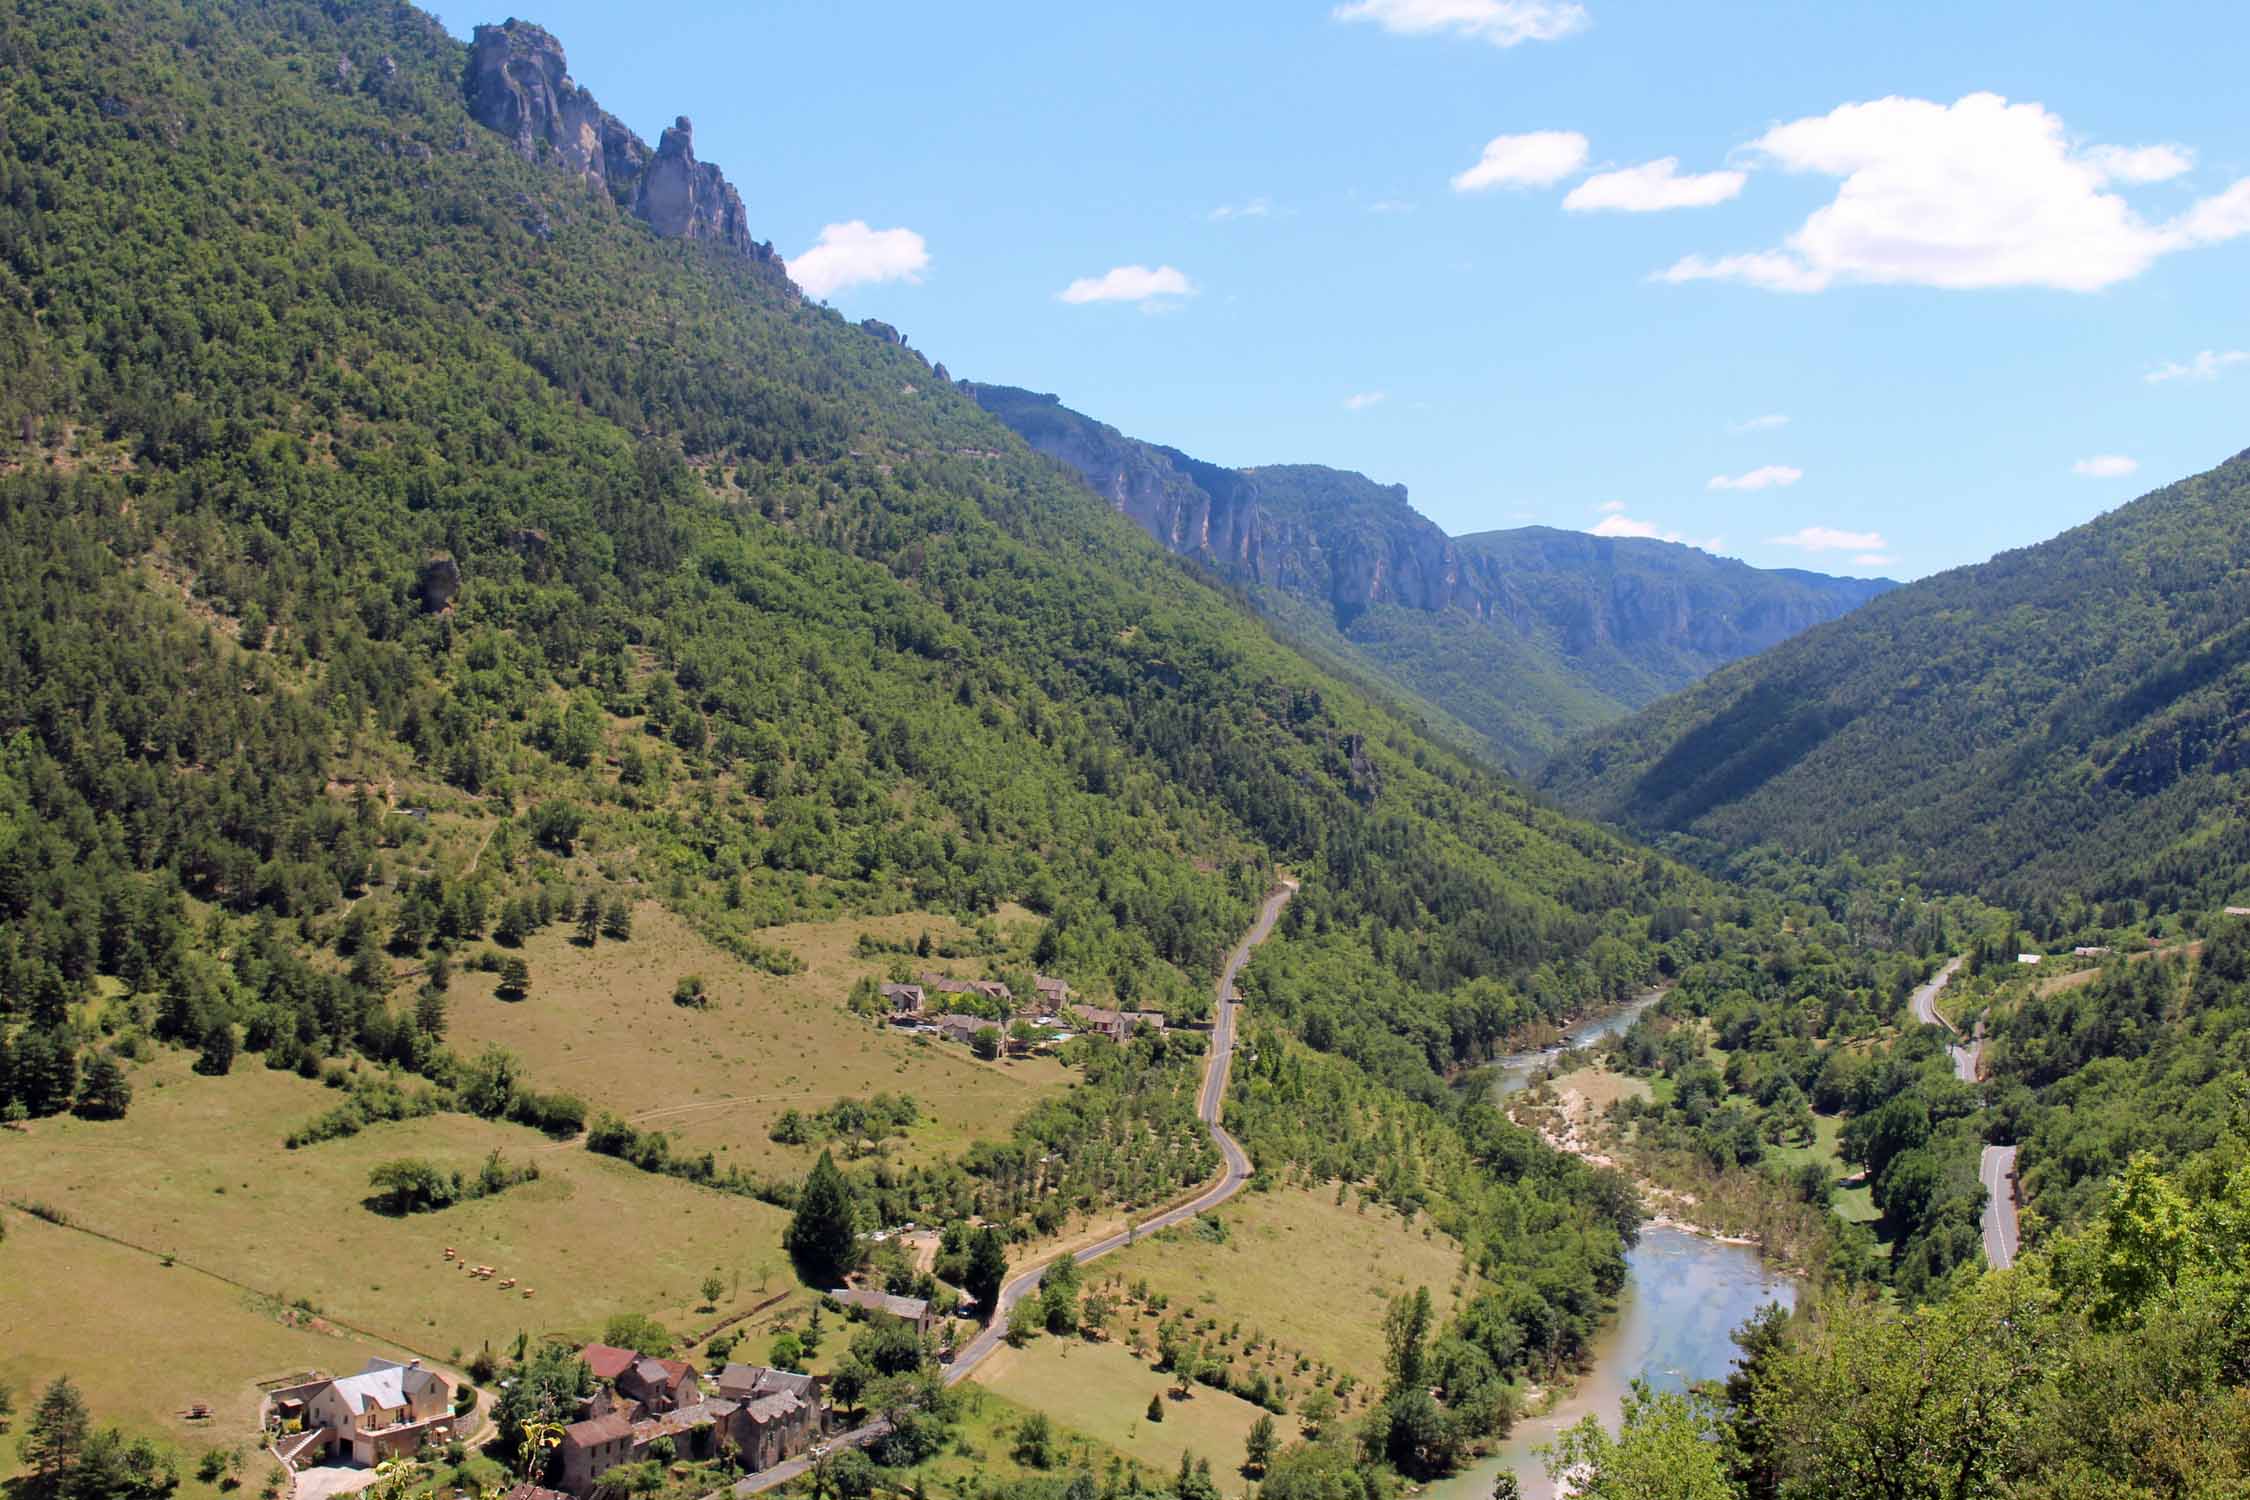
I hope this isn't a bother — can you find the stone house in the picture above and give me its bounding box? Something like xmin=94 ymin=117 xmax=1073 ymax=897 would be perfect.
xmin=931 ymin=1013 xmax=990 ymax=1046
xmin=576 ymin=1344 xmax=699 ymax=1415
xmin=733 ymin=1391 xmax=817 ymax=1470
xmin=1066 ymin=1004 xmax=1165 ymax=1043
xmin=712 ymin=1364 xmax=821 ymax=1411
xmin=556 ymin=1411 xmax=637 ymax=1495
xmin=275 ymin=1358 xmax=456 ymax=1467
xmin=556 ymin=1393 xmax=815 ymax=1493
xmin=919 ymin=973 xmax=1012 ymax=1007
xmin=829 ymin=1286 xmax=935 ymax=1338
xmin=1032 ymin=974 xmax=1070 ymax=1013
xmin=880 ymin=982 xmax=926 ymax=1014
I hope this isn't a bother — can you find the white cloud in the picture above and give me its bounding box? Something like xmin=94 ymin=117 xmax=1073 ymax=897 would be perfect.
xmin=1452 ymin=131 xmax=1590 ymax=193
xmin=788 ymin=221 xmax=929 ymax=300
xmin=1344 ymin=391 xmax=1387 ymax=411
xmin=1563 ymin=157 xmax=1746 ymax=213
xmin=1334 ymin=0 xmax=1588 ymax=47
xmin=1852 ymin=553 xmax=1895 ymax=569
xmin=2171 ymin=178 xmax=2250 ymax=245
xmin=2086 ymin=143 xmax=2194 ymax=184
xmin=1589 ymin=514 xmax=1722 ymax=550
xmin=2146 ymin=349 xmax=2249 ymax=383
xmin=1057 ymin=265 xmax=1196 ymax=305
xmin=1590 ymin=514 xmax=1674 ymax=540
xmin=1769 ymin=526 xmax=1886 ymax=552
xmin=1656 ymin=94 xmax=2250 ymax=294
xmin=1597 ymin=499 xmax=1628 ymax=513
xmin=1209 ymin=196 xmax=1272 ymax=222
xmin=2073 ymin=453 xmax=2139 ymax=478
xmin=1730 ymin=413 xmax=1790 ymax=432
xmin=1709 ymin=464 xmax=1804 ymax=491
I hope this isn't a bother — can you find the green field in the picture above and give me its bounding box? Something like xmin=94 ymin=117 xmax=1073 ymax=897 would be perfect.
xmin=446 ymin=903 xmax=1073 ymax=1172
xmin=973 ymin=1337 xmax=1270 ymax=1489
xmin=1766 ymin=1112 xmax=1880 ymax=1224
xmin=0 ymin=1206 xmax=407 ymax=1495
xmin=1091 ymin=1185 xmax=1471 ymax=1378
xmin=0 ymin=1048 xmax=794 ymax=1362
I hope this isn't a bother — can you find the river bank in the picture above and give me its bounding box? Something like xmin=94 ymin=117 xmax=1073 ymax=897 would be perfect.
xmin=1456 ymin=986 xmax=1669 ymax=1099
xmin=1421 ymin=1226 xmax=1797 ymax=1500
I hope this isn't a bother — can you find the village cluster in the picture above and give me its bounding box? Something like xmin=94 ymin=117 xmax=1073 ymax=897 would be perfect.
xmin=258 ymin=1299 xmax=954 ymax=1498
xmin=881 ymin=971 xmax=1166 ymax=1050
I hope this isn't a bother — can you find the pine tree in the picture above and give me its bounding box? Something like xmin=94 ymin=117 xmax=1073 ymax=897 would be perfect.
xmin=414 ymin=985 xmax=449 ymax=1038
xmin=22 ymin=1375 xmax=89 ymax=1490
xmin=18 ymin=1030 xmax=78 ymax=1113
xmin=965 ymin=1227 xmax=1008 ymax=1322
xmin=575 ymin=894 xmax=601 ymax=947
xmin=498 ymin=956 xmax=531 ymax=1002
xmin=73 ymin=1053 xmax=131 ymax=1120
xmin=195 ymin=1021 xmax=236 ymax=1077
xmin=1244 ymin=1413 xmax=1275 ymax=1475
xmin=600 ymin=897 xmax=631 ymax=941
xmin=783 ymin=1150 xmax=858 ymax=1285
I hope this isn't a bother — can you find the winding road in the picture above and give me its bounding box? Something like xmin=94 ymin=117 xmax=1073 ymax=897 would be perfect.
xmin=726 ymin=879 xmax=1297 ymax=1494
xmin=1980 ymin=1144 xmax=2020 ymax=1270
xmin=1909 ymin=956 xmax=2019 ymax=1269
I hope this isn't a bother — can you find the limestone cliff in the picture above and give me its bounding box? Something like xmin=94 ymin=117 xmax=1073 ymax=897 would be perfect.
xmin=966 ymin=381 xmax=1895 ymax=769
xmin=465 ymin=20 xmax=781 ymax=273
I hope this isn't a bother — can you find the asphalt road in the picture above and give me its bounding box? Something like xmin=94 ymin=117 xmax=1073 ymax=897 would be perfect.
xmin=1907 ymin=956 xmax=1984 ymax=1084
xmin=1907 ymin=955 xmax=1963 ymax=1032
xmin=1910 ymin=955 xmax=2020 ymax=1269
xmin=726 ymin=880 xmax=1298 ymax=1495
xmin=1981 ymin=1144 xmax=2020 ymax=1269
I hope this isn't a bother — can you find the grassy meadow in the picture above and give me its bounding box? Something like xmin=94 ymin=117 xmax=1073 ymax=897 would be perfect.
xmin=0 ymin=1206 xmax=403 ymax=1499
xmin=444 ymin=903 xmax=1073 ymax=1171
xmin=973 ymin=1338 xmax=1270 ymax=1489
xmin=0 ymin=1048 xmax=793 ymax=1362
xmin=1091 ymin=1185 xmax=1471 ymax=1377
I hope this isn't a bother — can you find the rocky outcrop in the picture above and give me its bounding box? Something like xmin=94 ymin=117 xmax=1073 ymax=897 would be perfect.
xmin=417 ymin=555 xmax=461 ymax=613
xmin=464 ymin=21 xmax=782 ymax=273
xmin=634 ymin=117 xmax=758 ymax=250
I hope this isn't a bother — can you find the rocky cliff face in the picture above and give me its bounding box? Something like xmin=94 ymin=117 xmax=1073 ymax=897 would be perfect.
xmin=967 ymin=381 xmax=1896 ymax=767
xmin=465 ymin=21 xmax=780 ymax=273
xmin=965 ymin=384 xmax=1485 ymax=627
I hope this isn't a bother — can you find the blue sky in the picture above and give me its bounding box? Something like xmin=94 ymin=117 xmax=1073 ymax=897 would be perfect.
xmin=437 ymin=1 xmax=2250 ymax=580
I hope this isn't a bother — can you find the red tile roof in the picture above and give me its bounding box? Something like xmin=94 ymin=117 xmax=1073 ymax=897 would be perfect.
xmin=579 ymin=1344 xmax=638 ymax=1383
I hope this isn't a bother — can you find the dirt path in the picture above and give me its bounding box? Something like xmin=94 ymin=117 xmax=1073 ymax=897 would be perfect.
xmin=722 ymin=880 xmax=1297 ymax=1495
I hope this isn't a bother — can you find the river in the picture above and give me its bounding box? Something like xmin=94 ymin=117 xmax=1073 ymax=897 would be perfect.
xmin=1422 ymin=1227 xmax=1798 ymax=1500
xmin=1479 ymin=989 xmax=1666 ymax=1099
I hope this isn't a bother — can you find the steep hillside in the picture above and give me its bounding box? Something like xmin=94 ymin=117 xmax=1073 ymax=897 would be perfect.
xmin=968 ymin=383 xmax=1890 ymax=769
xmin=0 ymin=0 xmax=1740 ymax=1471
xmin=1541 ymin=448 xmax=2250 ymax=913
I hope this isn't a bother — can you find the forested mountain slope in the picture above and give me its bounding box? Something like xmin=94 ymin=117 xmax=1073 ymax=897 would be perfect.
xmin=1541 ymin=447 xmax=2250 ymax=913
xmin=0 ymin=0 xmax=1747 ymax=1463
xmin=968 ymin=383 xmax=1890 ymax=769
